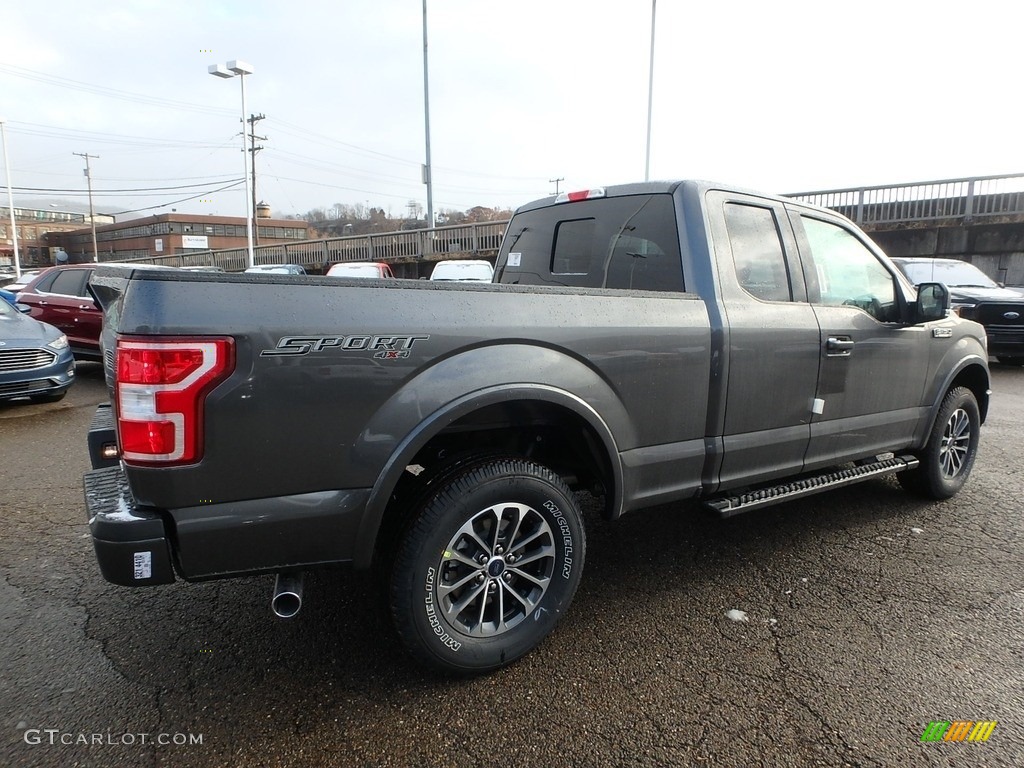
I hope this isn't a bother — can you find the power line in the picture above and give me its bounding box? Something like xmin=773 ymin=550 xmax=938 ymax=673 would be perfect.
xmin=109 ymin=180 xmax=246 ymax=216
xmin=7 ymin=121 xmax=227 ymax=150
xmin=0 ymin=64 xmax=234 ymax=117
xmin=13 ymin=179 xmax=243 ymax=193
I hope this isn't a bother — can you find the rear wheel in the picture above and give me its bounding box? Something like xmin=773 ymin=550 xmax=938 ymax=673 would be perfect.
xmin=390 ymin=457 xmax=585 ymax=674
xmin=899 ymin=387 xmax=980 ymax=499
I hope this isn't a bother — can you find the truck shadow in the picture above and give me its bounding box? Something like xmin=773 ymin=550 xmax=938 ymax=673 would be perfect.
xmin=87 ymin=474 xmax=947 ymax=713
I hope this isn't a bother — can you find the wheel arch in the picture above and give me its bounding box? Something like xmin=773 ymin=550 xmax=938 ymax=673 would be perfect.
xmin=940 ymin=358 xmax=990 ymax=424
xmin=353 ymin=384 xmax=625 ymax=570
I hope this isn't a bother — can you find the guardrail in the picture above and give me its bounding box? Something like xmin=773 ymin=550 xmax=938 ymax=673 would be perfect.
xmin=103 ymin=173 xmax=1024 ymax=270
xmin=786 ymin=173 xmax=1024 ymax=226
xmin=115 ymin=219 xmax=508 ymax=271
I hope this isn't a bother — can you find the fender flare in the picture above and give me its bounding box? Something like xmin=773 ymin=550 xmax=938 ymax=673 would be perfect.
xmin=351 ymin=382 xmax=624 ymax=569
xmin=916 ymin=354 xmax=990 ymax=446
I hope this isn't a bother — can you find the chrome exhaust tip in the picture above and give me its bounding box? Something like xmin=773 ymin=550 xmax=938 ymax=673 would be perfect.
xmin=271 ymin=572 xmax=304 ymax=619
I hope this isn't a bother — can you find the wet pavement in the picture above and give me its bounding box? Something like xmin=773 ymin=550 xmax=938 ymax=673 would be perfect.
xmin=1 ymin=362 xmax=1021 ymax=767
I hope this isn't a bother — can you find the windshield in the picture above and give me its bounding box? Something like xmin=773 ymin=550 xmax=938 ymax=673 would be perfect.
xmin=897 ymin=260 xmax=998 ymax=288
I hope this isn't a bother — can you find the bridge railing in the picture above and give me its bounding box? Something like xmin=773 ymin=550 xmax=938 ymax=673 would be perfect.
xmin=105 ymin=174 xmax=1024 ymax=270
xmin=786 ymin=173 xmax=1024 ymax=225
xmin=114 ymin=220 xmax=508 ymax=271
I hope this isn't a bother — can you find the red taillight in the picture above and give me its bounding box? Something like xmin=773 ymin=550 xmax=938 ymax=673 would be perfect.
xmin=115 ymin=337 xmax=235 ymax=465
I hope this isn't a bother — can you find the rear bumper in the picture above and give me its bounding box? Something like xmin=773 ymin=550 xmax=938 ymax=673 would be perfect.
xmin=84 ymin=402 xmax=373 ymax=585
xmin=87 ymin=403 xmax=119 ymax=469
xmin=84 ymin=465 xmax=176 ymax=586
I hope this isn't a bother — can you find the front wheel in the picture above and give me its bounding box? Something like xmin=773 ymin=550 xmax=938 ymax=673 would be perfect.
xmin=389 ymin=458 xmax=585 ymax=674
xmin=899 ymin=386 xmax=980 ymax=499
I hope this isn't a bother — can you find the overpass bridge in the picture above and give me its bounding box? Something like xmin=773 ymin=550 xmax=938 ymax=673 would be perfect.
xmin=131 ymin=173 xmax=1024 ymax=285
xmin=787 ymin=172 xmax=1024 ymax=286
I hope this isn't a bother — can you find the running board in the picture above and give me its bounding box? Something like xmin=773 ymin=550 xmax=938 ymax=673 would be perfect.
xmin=704 ymin=455 xmax=920 ymax=518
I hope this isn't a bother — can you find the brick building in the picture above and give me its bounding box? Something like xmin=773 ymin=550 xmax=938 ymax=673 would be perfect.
xmin=57 ymin=212 xmax=309 ymax=262
xmin=1 ymin=207 xmax=114 ymax=267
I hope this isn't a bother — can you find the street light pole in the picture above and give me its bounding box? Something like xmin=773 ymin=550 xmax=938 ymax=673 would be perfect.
xmin=0 ymin=118 xmax=21 ymax=277
xmin=209 ymin=60 xmax=255 ymax=268
xmin=645 ymin=0 xmax=657 ymax=182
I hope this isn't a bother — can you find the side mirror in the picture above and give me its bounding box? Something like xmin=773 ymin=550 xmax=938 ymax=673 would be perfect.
xmin=913 ymin=282 xmax=949 ymax=323
xmin=16 ymin=302 xmax=31 ymax=314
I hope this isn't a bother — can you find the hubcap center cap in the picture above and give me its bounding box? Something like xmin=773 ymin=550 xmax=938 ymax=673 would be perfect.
xmin=486 ymin=557 xmax=506 ymax=578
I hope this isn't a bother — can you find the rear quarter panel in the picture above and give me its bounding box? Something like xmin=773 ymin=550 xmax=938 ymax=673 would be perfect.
xmin=112 ymin=275 xmax=712 ymax=510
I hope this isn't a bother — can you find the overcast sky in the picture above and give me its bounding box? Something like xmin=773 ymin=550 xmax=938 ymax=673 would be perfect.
xmin=1 ymin=0 xmax=1020 ymax=221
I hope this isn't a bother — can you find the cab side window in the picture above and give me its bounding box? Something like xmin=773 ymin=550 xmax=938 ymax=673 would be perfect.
xmin=800 ymin=216 xmax=898 ymax=322
xmin=724 ymin=203 xmax=792 ymax=302
xmin=47 ymin=269 xmax=90 ymax=297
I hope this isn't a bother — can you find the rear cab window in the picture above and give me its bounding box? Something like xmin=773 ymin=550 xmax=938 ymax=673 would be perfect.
xmin=496 ymin=194 xmax=685 ymax=292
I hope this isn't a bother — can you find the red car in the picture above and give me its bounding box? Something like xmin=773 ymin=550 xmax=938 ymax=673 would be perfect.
xmin=16 ymin=263 xmax=176 ymax=360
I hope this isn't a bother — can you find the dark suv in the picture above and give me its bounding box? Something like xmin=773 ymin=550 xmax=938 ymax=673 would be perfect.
xmin=17 ymin=263 xmax=177 ymax=360
xmin=890 ymin=257 xmax=1024 ymax=365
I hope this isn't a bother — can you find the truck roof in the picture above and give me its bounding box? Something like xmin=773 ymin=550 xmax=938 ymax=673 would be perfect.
xmin=513 ymin=180 xmax=822 ymax=215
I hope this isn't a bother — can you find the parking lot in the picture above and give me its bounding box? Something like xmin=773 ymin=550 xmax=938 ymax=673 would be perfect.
xmin=1 ymin=362 xmax=1022 ymax=767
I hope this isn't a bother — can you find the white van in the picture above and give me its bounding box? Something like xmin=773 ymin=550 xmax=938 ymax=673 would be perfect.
xmin=429 ymin=260 xmax=494 ymax=283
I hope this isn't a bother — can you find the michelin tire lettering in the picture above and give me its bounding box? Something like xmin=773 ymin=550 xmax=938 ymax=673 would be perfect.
xmin=424 ymin=566 xmax=462 ymax=651
xmin=543 ymin=499 xmax=574 ymax=579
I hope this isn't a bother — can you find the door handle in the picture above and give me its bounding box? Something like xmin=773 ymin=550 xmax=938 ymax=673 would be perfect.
xmin=827 ymin=336 xmax=855 ymax=356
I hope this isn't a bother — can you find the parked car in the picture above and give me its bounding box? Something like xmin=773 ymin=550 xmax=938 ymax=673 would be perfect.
xmin=244 ymin=264 xmax=306 ymax=275
xmin=429 ymin=259 xmax=494 ymax=282
xmin=0 ymin=288 xmax=17 ymax=306
xmin=16 ymin=263 xmax=177 ymax=360
xmin=325 ymin=262 xmax=395 ymax=279
xmin=890 ymin=257 xmax=1024 ymax=365
xmin=0 ymin=298 xmax=75 ymax=403
xmin=2 ymin=270 xmax=43 ymax=294
xmin=180 ymin=265 xmax=226 ymax=273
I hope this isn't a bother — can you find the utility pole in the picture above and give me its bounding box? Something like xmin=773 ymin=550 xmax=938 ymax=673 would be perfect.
xmin=74 ymin=152 xmax=100 ymax=262
xmin=247 ymin=113 xmax=266 ymax=245
xmin=421 ymin=0 xmax=434 ymax=229
xmin=549 ymin=177 xmax=564 ymax=196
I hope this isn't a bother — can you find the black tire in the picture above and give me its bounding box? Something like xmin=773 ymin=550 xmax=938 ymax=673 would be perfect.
xmin=997 ymin=356 xmax=1024 ymax=366
xmin=389 ymin=457 xmax=585 ymax=674
xmin=898 ymin=387 xmax=980 ymax=499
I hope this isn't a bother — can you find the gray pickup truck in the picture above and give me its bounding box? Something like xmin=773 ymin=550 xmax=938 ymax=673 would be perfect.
xmin=84 ymin=180 xmax=990 ymax=673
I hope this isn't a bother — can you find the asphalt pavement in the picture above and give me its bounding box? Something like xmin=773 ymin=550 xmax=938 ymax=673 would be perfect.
xmin=1 ymin=361 xmax=1022 ymax=767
